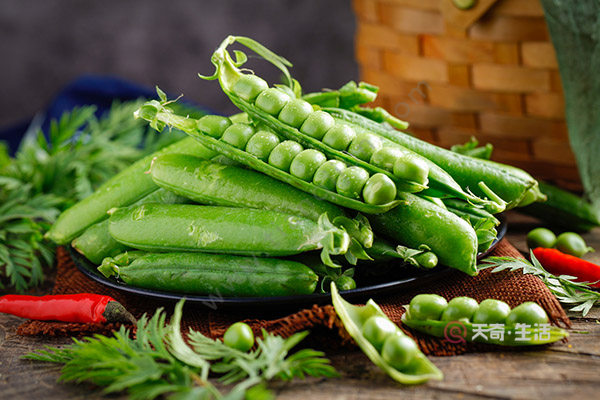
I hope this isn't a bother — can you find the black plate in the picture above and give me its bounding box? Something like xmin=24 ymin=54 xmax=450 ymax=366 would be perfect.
xmin=71 ymin=216 xmax=506 ymax=310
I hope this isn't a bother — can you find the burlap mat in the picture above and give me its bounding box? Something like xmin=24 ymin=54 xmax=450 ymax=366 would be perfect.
xmin=18 ymin=239 xmax=570 ymax=356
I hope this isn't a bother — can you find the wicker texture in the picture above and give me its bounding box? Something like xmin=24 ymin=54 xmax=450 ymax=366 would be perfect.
xmin=353 ymin=0 xmax=579 ymax=190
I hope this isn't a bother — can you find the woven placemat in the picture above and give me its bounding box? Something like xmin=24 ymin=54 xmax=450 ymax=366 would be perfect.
xmin=18 ymin=239 xmax=570 ymax=356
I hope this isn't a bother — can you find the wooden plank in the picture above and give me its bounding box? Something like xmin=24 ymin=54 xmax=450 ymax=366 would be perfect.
xmin=479 ymin=112 xmax=568 ymax=139
xmin=492 ymin=0 xmax=545 ymax=18
xmin=383 ymin=52 xmax=449 ymax=83
xmin=522 ymin=42 xmax=558 ymax=69
xmin=440 ymin=0 xmax=500 ymax=31
xmin=427 ymin=83 xmax=523 ymax=114
xmin=378 ymin=3 xmax=444 ymax=34
xmin=525 ymin=92 xmax=565 ymax=119
xmin=469 ymin=15 xmax=549 ymax=42
xmin=353 ymin=0 xmax=379 ymax=23
xmin=421 ymin=35 xmax=495 ymax=63
xmin=472 ymin=64 xmax=551 ymax=92
xmin=356 ymin=22 xmax=420 ymax=53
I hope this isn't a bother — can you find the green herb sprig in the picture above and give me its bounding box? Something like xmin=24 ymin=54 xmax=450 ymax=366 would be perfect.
xmin=0 ymin=100 xmax=199 ymax=292
xmin=25 ymin=299 xmax=337 ymax=399
xmin=480 ymin=251 xmax=600 ymax=316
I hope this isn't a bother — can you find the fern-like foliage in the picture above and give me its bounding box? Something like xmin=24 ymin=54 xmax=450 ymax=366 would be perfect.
xmin=0 ymin=99 xmax=195 ymax=292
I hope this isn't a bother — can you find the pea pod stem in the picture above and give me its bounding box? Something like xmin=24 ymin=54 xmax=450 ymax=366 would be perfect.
xmin=135 ymin=102 xmax=402 ymax=214
xmin=401 ymin=313 xmax=568 ymax=346
xmin=331 ymin=283 xmax=443 ymax=385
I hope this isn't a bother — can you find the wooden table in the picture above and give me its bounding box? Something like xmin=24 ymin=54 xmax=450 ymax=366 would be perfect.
xmin=2 ymin=212 xmax=600 ymax=399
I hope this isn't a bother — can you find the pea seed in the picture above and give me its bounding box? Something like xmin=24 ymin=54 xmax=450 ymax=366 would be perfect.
xmin=268 ymin=141 xmax=303 ymax=171
xmin=362 ymin=315 xmax=398 ymax=351
xmin=441 ymin=297 xmax=479 ymax=321
xmin=322 ymin=124 xmax=356 ymax=150
xmin=289 ymin=149 xmax=327 ymax=181
xmin=336 ymin=166 xmax=369 ymax=199
xmin=393 ymin=155 xmax=429 ymax=186
xmin=370 ymin=147 xmax=406 ymax=172
xmin=300 ymin=111 xmax=335 ymax=139
xmin=232 ymin=74 xmax=268 ymax=102
xmin=348 ymin=133 xmax=383 ymax=162
xmin=381 ymin=333 xmax=418 ymax=370
xmin=255 ymin=87 xmax=291 ymax=115
xmin=505 ymin=302 xmax=548 ymax=326
xmin=197 ymin=115 xmax=232 ymax=139
xmin=313 ymin=160 xmax=346 ymax=191
xmin=526 ymin=227 xmax=556 ymax=249
xmin=472 ymin=299 xmax=510 ymax=324
xmin=221 ymin=123 xmax=256 ymax=149
xmin=245 ymin=130 xmax=280 ymax=161
xmin=408 ymin=294 xmax=448 ymax=321
xmin=362 ymin=173 xmax=397 ymax=205
xmin=278 ymin=99 xmax=314 ymax=128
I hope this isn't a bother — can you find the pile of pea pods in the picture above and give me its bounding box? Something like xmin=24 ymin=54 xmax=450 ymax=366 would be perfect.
xmin=46 ymin=35 xmax=545 ymax=296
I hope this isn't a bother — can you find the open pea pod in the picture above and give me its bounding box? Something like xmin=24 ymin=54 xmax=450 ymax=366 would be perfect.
xmin=331 ymin=283 xmax=443 ymax=385
xmin=135 ymin=101 xmax=403 ymax=215
xmin=198 ymin=35 xmax=428 ymax=195
xmin=401 ymin=312 xmax=568 ymax=346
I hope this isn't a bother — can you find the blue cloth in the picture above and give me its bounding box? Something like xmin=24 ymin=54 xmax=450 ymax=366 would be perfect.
xmin=0 ymin=75 xmax=211 ymax=154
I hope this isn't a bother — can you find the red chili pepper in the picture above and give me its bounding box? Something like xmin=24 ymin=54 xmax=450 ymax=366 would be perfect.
xmin=533 ymin=247 xmax=600 ymax=288
xmin=0 ymin=293 xmax=136 ymax=324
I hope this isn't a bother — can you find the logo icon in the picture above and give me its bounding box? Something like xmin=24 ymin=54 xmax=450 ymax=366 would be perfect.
xmin=443 ymin=321 xmax=467 ymax=344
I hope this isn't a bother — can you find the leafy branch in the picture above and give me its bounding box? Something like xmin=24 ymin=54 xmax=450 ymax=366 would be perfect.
xmin=480 ymin=251 xmax=600 ymax=316
xmin=25 ymin=299 xmax=337 ymax=399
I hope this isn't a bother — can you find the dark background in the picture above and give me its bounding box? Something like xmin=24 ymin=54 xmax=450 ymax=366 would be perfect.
xmin=0 ymin=0 xmax=357 ymax=127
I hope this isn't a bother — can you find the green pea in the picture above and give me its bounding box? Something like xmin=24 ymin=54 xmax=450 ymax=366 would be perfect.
xmin=289 ymin=149 xmax=327 ymax=181
xmin=414 ymin=252 xmax=438 ymax=269
xmin=361 ymin=315 xmax=398 ymax=351
xmin=408 ymin=294 xmax=448 ymax=321
xmin=197 ymin=115 xmax=232 ymax=138
xmin=322 ymin=125 xmax=356 ymax=150
xmin=313 ymin=160 xmax=346 ymax=191
xmin=472 ymin=299 xmax=510 ymax=324
xmin=348 ymin=133 xmax=383 ymax=162
xmin=278 ymin=99 xmax=314 ymax=128
xmin=255 ymin=87 xmax=291 ymax=115
xmin=370 ymin=147 xmax=406 ymax=172
xmin=555 ymin=232 xmax=593 ymax=257
xmin=245 ymin=130 xmax=280 ymax=161
xmin=362 ymin=173 xmax=397 ymax=205
xmin=381 ymin=333 xmax=418 ymax=370
xmin=336 ymin=166 xmax=369 ymax=199
xmin=221 ymin=123 xmax=256 ymax=149
xmin=232 ymin=74 xmax=268 ymax=102
xmin=268 ymin=140 xmax=303 ymax=171
xmin=393 ymin=155 xmax=429 ymax=186
xmin=526 ymin=228 xmax=556 ymax=249
xmin=505 ymin=302 xmax=549 ymax=326
xmin=223 ymin=322 xmax=255 ymax=352
xmin=441 ymin=297 xmax=479 ymax=322
xmin=300 ymin=111 xmax=335 ymax=139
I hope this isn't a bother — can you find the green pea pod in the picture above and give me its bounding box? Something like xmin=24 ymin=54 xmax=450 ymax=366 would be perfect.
xmin=98 ymin=251 xmax=318 ymax=297
xmin=135 ymin=102 xmax=402 ymax=214
xmin=325 ymin=108 xmax=506 ymax=214
xmin=331 ymin=283 xmax=443 ymax=385
xmin=150 ymin=153 xmax=373 ymax=263
xmin=302 ymin=81 xmax=378 ymax=109
xmin=401 ymin=313 xmax=568 ymax=346
xmin=72 ymin=188 xmax=189 ymax=264
xmin=46 ymin=136 xmax=215 ymax=244
xmin=197 ymin=35 xmax=427 ymax=195
xmin=108 ymin=203 xmax=350 ymax=268
xmin=325 ymin=107 xmax=544 ymax=210
xmin=369 ymin=193 xmax=478 ymax=276
xmin=150 ymin=153 xmax=344 ymax=222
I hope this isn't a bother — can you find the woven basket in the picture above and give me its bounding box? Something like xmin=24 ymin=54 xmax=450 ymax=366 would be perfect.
xmin=353 ymin=0 xmax=580 ymax=190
